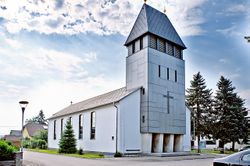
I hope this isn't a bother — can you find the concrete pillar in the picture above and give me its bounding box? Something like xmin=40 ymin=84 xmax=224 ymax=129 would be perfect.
xmin=163 ymin=134 xmax=174 ymax=152
xmin=152 ymin=134 xmax=163 ymax=153
xmin=142 ymin=133 xmax=152 ymax=153
xmin=174 ymin=134 xmax=184 ymax=152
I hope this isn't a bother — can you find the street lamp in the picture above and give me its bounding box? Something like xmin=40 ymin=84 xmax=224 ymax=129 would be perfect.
xmin=19 ymin=100 xmax=29 ymax=152
xmin=245 ymin=36 xmax=250 ymax=43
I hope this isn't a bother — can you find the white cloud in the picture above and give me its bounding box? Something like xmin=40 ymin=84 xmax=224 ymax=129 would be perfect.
xmin=5 ymin=38 xmax=22 ymax=49
xmin=239 ymin=89 xmax=250 ymax=108
xmin=216 ymin=25 xmax=242 ymax=37
xmin=227 ymin=4 xmax=248 ymax=13
xmin=0 ymin=47 xmax=97 ymax=80
xmin=0 ymin=0 xmax=206 ymax=37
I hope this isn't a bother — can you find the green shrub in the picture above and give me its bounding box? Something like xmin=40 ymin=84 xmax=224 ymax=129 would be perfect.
xmin=0 ymin=140 xmax=17 ymax=161
xmin=78 ymin=148 xmax=83 ymax=155
xmin=99 ymin=153 xmax=104 ymax=157
xmin=114 ymin=152 xmax=122 ymax=157
xmin=30 ymin=139 xmax=47 ymax=149
xmin=37 ymin=139 xmax=47 ymax=149
xmin=22 ymin=139 xmax=30 ymax=148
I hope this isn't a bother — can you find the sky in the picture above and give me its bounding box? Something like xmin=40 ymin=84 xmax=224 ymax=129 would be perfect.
xmin=0 ymin=0 xmax=249 ymax=135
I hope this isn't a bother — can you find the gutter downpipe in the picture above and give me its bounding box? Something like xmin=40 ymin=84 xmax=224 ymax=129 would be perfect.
xmin=113 ymin=102 xmax=118 ymax=153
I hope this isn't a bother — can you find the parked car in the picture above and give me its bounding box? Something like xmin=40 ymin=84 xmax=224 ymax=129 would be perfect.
xmin=239 ymin=146 xmax=250 ymax=152
xmin=213 ymin=150 xmax=250 ymax=166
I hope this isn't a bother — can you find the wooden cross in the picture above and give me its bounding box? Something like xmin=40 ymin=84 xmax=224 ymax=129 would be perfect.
xmin=163 ymin=91 xmax=174 ymax=114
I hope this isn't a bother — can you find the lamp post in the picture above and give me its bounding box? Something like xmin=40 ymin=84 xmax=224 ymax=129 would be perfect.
xmin=19 ymin=101 xmax=29 ymax=152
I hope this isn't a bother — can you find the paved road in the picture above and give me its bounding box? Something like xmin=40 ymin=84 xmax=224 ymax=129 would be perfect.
xmin=24 ymin=151 xmax=219 ymax=166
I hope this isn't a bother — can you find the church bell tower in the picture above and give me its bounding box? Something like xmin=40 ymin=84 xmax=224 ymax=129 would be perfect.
xmin=125 ymin=4 xmax=187 ymax=153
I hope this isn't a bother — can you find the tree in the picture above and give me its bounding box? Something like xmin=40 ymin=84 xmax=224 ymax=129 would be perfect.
xmin=58 ymin=119 xmax=77 ymax=154
xmin=26 ymin=110 xmax=47 ymax=125
xmin=214 ymin=76 xmax=248 ymax=151
xmin=186 ymin=72 xmax=213 ymax=153
xmin=33 ymin=130 xmax=48 ymax=143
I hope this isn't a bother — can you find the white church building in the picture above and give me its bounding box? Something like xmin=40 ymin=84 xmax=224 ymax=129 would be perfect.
xmin=48 ymin=3 xmax=191 ymax=154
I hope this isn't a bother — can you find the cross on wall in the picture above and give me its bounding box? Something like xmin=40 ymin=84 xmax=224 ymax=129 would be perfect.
xmin=163 ymin=91 xmax=174 ymax=114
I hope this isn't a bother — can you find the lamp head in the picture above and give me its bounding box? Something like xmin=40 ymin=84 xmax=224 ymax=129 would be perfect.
xmin=19 ymin=101 xmax=29 ymax=111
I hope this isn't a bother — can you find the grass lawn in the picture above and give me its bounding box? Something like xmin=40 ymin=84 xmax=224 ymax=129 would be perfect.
xmin=191 ymin=149 xmax=236 ymax=155
xmin=28 ymin=149 xmax=104 ymax=159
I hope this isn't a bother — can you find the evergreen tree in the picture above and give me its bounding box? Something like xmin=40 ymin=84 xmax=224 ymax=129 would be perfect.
xmin=58 ymin=119 xmax=77 ymax=154
xmin=186 ymin=72 xmax=213 ymax=153
xmin=214 ymin=76 xmax=248 ymax=151
xmin=26 ymin=110 xmax=47 ymax=125
xmin=36 ymin=110 xmax=47 ymax=125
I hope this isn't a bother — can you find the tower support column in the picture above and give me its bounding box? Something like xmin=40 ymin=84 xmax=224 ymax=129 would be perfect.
xmin=163 ymin=134 xmax=174 ymax=152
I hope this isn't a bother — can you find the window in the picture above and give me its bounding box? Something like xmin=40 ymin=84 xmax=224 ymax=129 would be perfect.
xmin=69 ymin=117 xmax=72 ymax=124
xmin=132 ymin=42 xmax=135 ymax=54
xmin=175 ymin=46 xmax=181 ymax=59
xmin=175 ymin=70 xmax=177 ymax=82
xmin=90 ymin=112 xmax=96 ymax=140
xmin=53 ymin=120 xmax=56 ymax=140
xmin=140 ymin=38 xmax=143 ymax=50
xmin=149 ymin=35 xmax=157 ymax=49
xmin=60 ymin=119 xmax=63 ymax=137
xmin=167 ymin=68 xmax=169 ymax=80
xmin=142 ymin=87 xmax=145 ymax=95
xmin=158 ymin=65 xmax=161 ymax=78
xmin=142 ymin=116 xmax=145 ymax=123
xmin=79 ymin=114 xmax=83 ymax=139
xmin=167 ymin=43 xmax=174 ymax=56
xmin=158 ymin=38 xmax=166 ymax=53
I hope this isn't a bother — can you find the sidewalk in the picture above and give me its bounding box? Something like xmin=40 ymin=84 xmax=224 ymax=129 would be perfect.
xmin=103 ymin=153 xmax=225 ymax=162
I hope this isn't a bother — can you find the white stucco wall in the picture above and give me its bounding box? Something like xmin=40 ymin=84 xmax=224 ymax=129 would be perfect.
xmin=48 ymin=90 xmax=142 ymax=154
xmin=183 ymin=106 xmax=191 ymax=151
xmin=48 ymin=105 xmax=117 ymax=153
xmin=118 ymin=89 xmax=141 ymax=153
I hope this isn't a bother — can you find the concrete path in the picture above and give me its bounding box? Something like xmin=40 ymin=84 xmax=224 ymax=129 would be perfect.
xmin=23 ymin=151 xmax=221 ymax=166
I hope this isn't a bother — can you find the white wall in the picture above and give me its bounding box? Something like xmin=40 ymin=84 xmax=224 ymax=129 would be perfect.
xmin=118 ymin=90 xmax=141 ymax=154
xmin=48 ymin=104 xmax=117 ymax=153
xmin=183 ymin=106 xmax=191 ymax=151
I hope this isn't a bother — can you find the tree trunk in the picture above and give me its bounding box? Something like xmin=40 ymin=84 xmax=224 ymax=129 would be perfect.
xmin=232 ymin=141 xmax=235 ymax=151
xmin=197 ymin=135 xmax=201 ymax=153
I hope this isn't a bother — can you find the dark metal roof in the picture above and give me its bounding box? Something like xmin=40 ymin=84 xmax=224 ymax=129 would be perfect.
xmin=125 ymin=4 xmax=186 ymax=49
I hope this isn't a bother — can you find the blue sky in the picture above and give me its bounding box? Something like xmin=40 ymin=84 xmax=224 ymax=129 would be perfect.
xmin=0 ymin=0 xmax=249 ymax=135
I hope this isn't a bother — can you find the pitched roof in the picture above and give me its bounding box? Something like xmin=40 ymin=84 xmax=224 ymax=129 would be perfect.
xmin=10 ymin=130 xmax=21 ymax=137
xmin=24 ymin=123 xmax=47 ymax=137
xmin=125 ymin=4 xmax=186 ymax=49
xmin=49 ymin=87 xmax=140 ymax=120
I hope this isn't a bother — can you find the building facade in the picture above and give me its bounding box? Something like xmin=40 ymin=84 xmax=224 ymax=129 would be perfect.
xmin=48 ymin=3 xmax=190 ymax=154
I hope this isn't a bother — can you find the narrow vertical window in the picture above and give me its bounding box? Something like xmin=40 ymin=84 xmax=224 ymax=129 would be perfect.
xmin=132 ymin=42 xmax=135 ymax=54
xmin=158 ymin=38 xmax=166 ymax=53
xmin=60 ymin=118 xmax=63 ymax=137
xmin=140 ymin=38 xmax=143 ymax=50
xmin=175 ymin=70 xmax=177 ymax=82
xmin=168 ymin=43 xmax=174 ymax=56
xmin=79 ymin=114 xmax=83 ymax=139
xmin=158 ymin=65 xmax=161 ymax=78
xmin=90 ymin=112 xmax=96 ymax=140
xmin=167 ymin=68 xmax=169 ymax=80
xmin=53 ymin=120 xmax=56 ymax=140
xmin=69 ymin=117 xmax=72 ymax=125
xmin=150 ymin=35 xmax=157 ymax=49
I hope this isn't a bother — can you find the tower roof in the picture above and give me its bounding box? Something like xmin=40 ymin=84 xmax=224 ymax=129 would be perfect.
xmin=125 ymin=4 xmax=186 ymax=49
